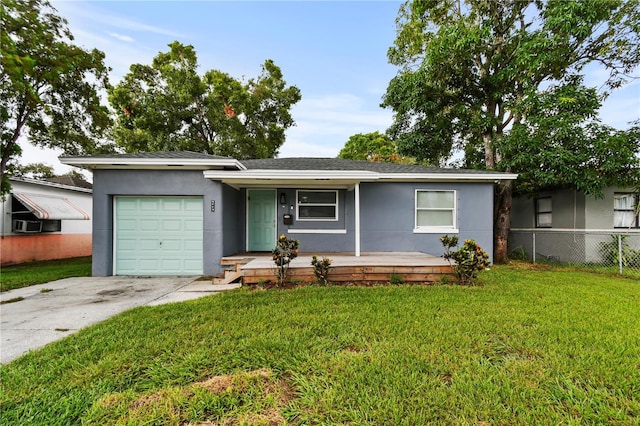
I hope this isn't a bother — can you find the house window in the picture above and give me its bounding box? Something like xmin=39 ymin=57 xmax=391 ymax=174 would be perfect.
xmin=42 ymin=220 xmax=62 ymax=232
xmin=297 ymin=190 xmax=338 ymax=221
xmin=414 ymin=190 xmax=456 ymax=232
xmin=614 ymin=193 xmax=638 ymax=228
xmin=535 ymin=197 xmax=552 ymax=228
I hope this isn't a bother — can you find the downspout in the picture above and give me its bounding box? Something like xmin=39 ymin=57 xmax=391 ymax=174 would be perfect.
xmin=355 ymin=182 xmax=360 ymax=257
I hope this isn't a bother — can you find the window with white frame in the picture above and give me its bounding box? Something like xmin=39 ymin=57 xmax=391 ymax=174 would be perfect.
xmin=415 ymin=190 xmax=456 ymax=231
xmin=296 ymin=190 xmax=338 ymax=221
xmin=614 ymin=193 xmax=638 ymax=228
xmin=535 ymin=197 xmax=552 ymax=228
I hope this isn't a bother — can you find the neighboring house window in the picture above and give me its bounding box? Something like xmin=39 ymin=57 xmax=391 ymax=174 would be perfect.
xmin=414 ymin=190 xmax=456 ymax=232
xmin=614 ymin=193 xmax=638 ymax=228
xmin=535 ymin=197 xmax=552 ymax=228
xmin=42 ymin=220 xmax=62 ymax=232
xmin=297 ymin=190 xmax=338 ymax=221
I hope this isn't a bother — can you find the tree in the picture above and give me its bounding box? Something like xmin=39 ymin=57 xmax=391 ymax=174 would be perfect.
xmin=383 ymin=0 xmax=640 ymax=263
xmin=1 ymin=0 xmax=113 ymax=196
xmin=338 ymin=131 xmax=400 ymax=162
xmin=498 ymin=77 xmax=640 ymax=196
xmin=11 ymin=162 xmax=56 ymax=180
xmin=109 ymin=42 xmax=301 ymax=159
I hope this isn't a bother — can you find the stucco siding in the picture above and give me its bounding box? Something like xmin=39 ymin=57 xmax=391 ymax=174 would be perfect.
xmin=222 ymin=184 xmax=243 ymax=256
xmin=359 ymin=182 xmax=495 ymax=262
xmin=91 ymin=169 xmax=224 ymax=276
xmin=279 ymin=188 xmax=355 ymax=252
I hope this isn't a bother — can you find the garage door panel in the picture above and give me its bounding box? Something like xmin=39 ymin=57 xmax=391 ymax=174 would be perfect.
xmin=162 ymin=199 xmax=182 ymax=211
xmin=139 ymin=199 xmax=160 ymax=210
xmin=115 ymin=197 xmax=203 ymax=275
xmin=162 ymin=219 xmax=182 ymax=231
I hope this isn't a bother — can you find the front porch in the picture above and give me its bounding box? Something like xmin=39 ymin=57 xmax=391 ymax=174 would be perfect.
xmin=215 ymin=252 xmax=454 ymax=285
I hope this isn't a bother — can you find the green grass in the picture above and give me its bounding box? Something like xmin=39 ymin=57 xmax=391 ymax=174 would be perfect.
xmin=1 ymin=265 xmax=639 ymax=424
xmin=0 ymin=256 xmax=92 ymax=292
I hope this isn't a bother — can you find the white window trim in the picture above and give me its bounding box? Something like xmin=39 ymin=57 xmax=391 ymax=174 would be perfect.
xmin=296 ymin=189 xmax=339 ymax=221
xmin=535 ymin=196 xmax=553 ymax=229
xmin=413 ymin=189 xmax=458 ymax=233
xmin=614 ymin=193 xmax=639 ymax=229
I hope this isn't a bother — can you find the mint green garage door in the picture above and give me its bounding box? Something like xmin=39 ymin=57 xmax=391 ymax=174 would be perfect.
xmin=115 ymin=197 xmax=203 ymax=275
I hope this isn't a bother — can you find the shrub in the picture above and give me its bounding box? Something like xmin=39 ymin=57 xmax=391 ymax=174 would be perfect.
xmin=441 ymin=235 xmax=490 ymax=285
xmin=600 ymin=234 xmax=640 ymax=268
xmin=311 ymin=255 xmax=332 ymax=285
xmin=272 ymin=235 xmax=299 ymax=286
xmin=389 ymin=274 xmax=404 ymax=284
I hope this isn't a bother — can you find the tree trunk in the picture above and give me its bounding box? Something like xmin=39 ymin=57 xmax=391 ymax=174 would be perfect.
xmin=483 ymin=132 xmax=494 ymax=168
xmin=494 ymin=179 xmax=512 ymax=264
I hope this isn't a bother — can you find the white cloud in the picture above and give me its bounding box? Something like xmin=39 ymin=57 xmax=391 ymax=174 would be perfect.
xmin=280 ymin=94 xmax=393 ymax=158
xmin=52 ymin=1 xmax=187 ymax=39
xmin=107 ymin=32 xmax=135 ymax=43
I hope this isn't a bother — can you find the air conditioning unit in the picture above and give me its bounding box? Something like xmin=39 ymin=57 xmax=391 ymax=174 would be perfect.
xmin=13 ymin=220 xmax=42 ymax=233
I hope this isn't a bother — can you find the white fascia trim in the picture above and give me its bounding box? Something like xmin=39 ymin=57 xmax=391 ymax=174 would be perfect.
xmin=60 ymin=157 xmax=246 ymax=170
xmin=203 ymin=170 xmax=518 ymax=183
xmin=203 ymin=169 xmax=377 ymax=180
xmin=287 ymin=229 xmax=348 ymax=234
xmin=379 ymin=173 xmax=519 ymax=182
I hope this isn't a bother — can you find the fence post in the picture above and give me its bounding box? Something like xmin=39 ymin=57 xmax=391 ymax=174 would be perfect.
xmin=532 ymin=232 xmax=536 ymax=264
xmin=618 ymin=234 xmax=623 ymax=275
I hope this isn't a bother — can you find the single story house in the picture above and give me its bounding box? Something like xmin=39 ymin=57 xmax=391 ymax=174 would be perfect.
xmin=1 ymin=177 xmax=92 ymax=265
xmin=510 ymin=186 xmax=639 ymax=263
xmin=60 ymin=151 xmax=517 ymax=277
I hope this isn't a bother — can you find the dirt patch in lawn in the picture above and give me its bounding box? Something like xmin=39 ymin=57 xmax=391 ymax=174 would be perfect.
xmin=90 ymin=369 xmax=295 ymax=425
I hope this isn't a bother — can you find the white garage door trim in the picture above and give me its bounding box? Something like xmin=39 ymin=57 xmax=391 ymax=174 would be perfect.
xmin=114 ymin=196 xmax=204 ymax=275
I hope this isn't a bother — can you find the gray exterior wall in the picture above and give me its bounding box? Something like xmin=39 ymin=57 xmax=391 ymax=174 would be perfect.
xmin=278 ymin=188 xmax=356 ymax=252
xmin=91 ymin=169 xmax=225 ymax=276
xmin=509 ymin=186 xmax=638 ymax=263
xmin=222 ymin=184 xmax=243 ymax=256
xmin=92 ymin=169 xmax=499 ymax=275
xmin=272 ymin=182 xmax=495 ymax=261
xmin=359 ymin=182 xmax=495 ymax=261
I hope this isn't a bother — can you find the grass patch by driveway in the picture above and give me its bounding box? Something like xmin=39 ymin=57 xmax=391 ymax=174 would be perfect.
xmin=0 ymin=256 xmax=91 ymax=292
xmin=1 ymin=265 xmax=638 ymax=424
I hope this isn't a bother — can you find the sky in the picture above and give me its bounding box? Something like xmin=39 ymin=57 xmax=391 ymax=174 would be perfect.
xmin=20 ymin=0 xmax=640 ymax=176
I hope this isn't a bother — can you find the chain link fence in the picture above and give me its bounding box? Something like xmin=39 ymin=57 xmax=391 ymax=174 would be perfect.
xmin=509 ymin=230 xmax=640 ymax=278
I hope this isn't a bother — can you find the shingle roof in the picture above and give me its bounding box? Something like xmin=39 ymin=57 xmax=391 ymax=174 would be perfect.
xmin=60 ymin=151 xmax=230 ymax=160
xmin=46 ymin=176 xmax=93 ymax=189
xmin=241 ymin=157 xmax=493 ymax=174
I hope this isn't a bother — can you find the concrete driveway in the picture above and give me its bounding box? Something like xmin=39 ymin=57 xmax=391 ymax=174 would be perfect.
xmin=0 ymin=277 xmax=240 ymax=364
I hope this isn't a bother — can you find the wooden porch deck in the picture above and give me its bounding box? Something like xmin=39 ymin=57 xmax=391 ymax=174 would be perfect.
xmin=216 ymin=252 xmax=453 ymax=285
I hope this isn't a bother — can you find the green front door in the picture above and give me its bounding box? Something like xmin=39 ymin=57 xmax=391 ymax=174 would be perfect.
xmin=248 ymin=189 xmax=276 ymax=251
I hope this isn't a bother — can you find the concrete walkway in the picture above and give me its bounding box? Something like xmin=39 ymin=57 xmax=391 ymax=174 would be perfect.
xmin=0 ymin=277 xmax=240 ymax=364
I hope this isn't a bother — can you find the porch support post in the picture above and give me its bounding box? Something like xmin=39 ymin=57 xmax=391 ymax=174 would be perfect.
xmin=355 ymin=182 xmax=361 ymax=257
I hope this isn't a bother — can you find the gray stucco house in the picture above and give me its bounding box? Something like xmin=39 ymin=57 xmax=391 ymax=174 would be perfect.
xmin=61 ymin=151 xmax=517 ymax=277
xmin=510 ymin=186 xmax=640 ymax=263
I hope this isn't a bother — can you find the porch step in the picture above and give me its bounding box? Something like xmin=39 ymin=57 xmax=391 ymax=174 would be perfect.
xmin=212 ymin=269 xmax=243 ymax=285
xmin=213 ymin=256 xmax=256 ymax=285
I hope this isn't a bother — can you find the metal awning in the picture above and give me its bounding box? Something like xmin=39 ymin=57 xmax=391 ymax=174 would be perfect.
xmin=12 ymin=193 xmax=90 ymax=220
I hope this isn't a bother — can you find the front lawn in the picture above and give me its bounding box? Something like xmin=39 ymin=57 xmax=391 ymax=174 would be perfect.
xmin=0 ymin=256 xmax=92 ymax=292
xmin=1 ymin=265 xmax=638 ymax=424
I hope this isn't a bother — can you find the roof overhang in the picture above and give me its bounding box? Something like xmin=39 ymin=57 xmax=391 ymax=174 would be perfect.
xmin=59 ymin=156 xmax=246 ymax=171
xmin=12 ymin=193 xmax=90 ymax=220
xmin=203 ymin=169 xmax=518 ymax=189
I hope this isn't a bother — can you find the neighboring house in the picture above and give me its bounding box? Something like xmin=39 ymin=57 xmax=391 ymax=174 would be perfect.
xmin=60 ymin=151 xmax=517 ymax=277
xmin=1 ymin=177 xmax=92 ymax=265
xmin=510 ymin=186 xmax=640 ymax=263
